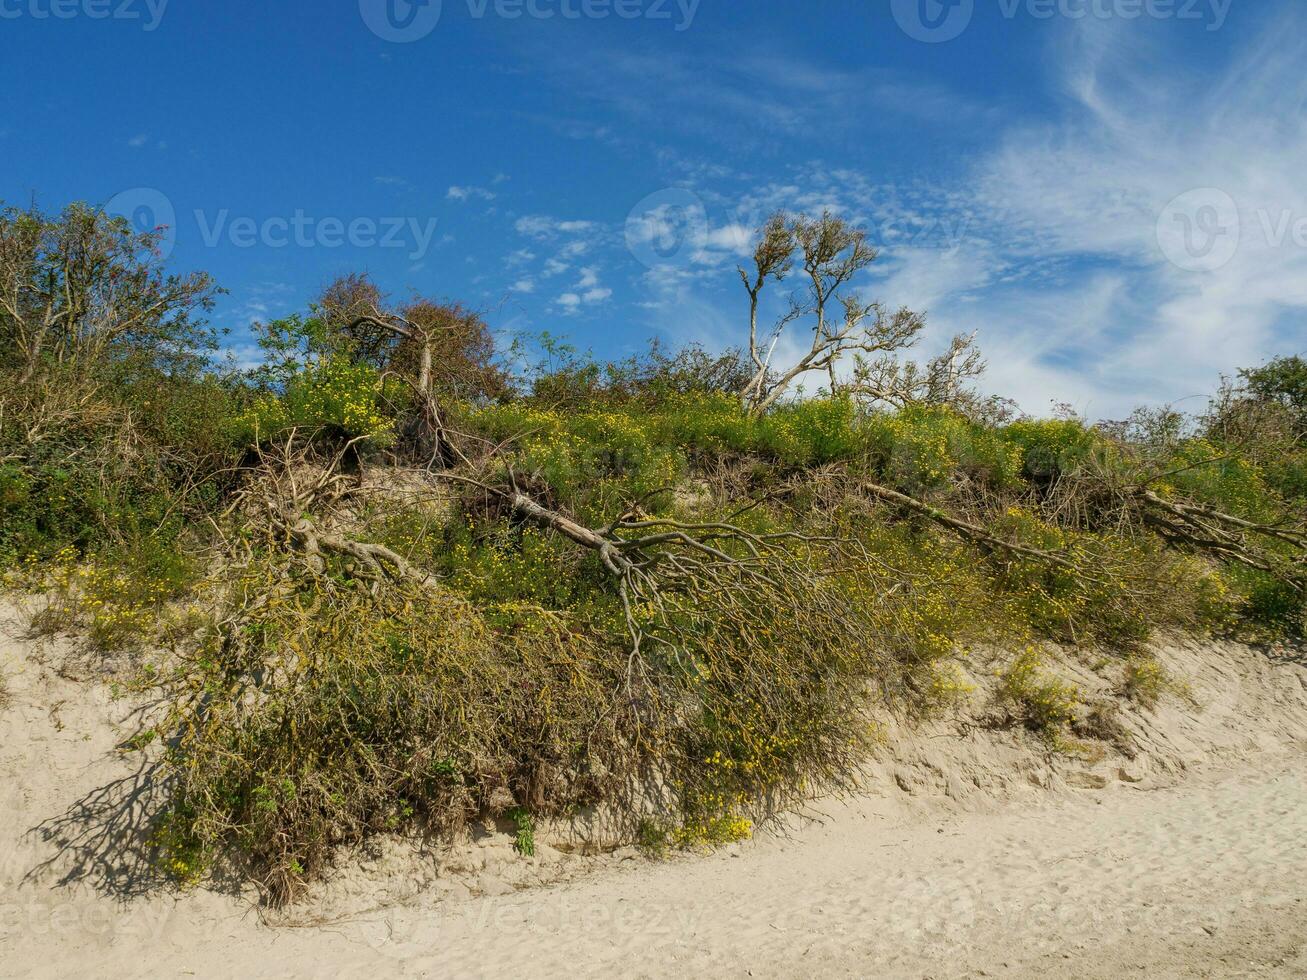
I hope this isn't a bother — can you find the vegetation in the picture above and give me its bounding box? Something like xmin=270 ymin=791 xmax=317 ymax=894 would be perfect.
xmin=2 ymin=201 xmax=1304 ymax=901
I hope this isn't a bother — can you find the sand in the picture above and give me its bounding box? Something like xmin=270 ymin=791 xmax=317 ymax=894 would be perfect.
xmin=2 ymin=602 xmax=1305 ymax=979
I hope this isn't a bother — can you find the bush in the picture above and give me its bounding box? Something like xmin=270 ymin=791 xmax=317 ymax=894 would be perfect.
xmin=1001 ymin=418 xmax=1099 ymax=483
xmin=156 ymin=505 xmax=917 ymax=898
xmin=866 ymin=405 xmax=1024 ymax=495
xmin=229 ymin=357 xmax=399 ymax=448
xmin=997 ymin=648 xmax=1082 ymax=744
xmin=1121 ymin=657 xmax=1171 ymax=708
xmin=465 ymin=402 xmax=684 ymax=521
xmin=1226 ymin=566 xmax=1304 ymax=637
xmin=0 ymin=370 xmax=232 ymax=566
xmin=26 ymin=543 xmax=199 ymax=652
xmin=159 ymin=565 xmax=629 ymax=899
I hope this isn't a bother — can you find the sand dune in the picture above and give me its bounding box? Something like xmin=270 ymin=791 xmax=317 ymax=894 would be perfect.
xmin=2 ymin=610 xmax=1305 ymax=978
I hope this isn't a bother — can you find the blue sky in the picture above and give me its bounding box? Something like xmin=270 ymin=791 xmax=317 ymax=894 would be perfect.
xmin=3 ymin=0 xmax=1303 ymax=417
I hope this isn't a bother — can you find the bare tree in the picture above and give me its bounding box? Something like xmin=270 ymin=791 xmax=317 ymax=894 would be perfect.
xmin=850 ymin=331 xmax=988 ymax=410
xmin=738 ymin=212 xmax=795 ymax=406
xmin=336 ymin=293 xmax=453 ymax=465
xmin=738 ymin=211 xmax=925 ymax=415
xmin=309 ymin=275 xmax=508 ymax=466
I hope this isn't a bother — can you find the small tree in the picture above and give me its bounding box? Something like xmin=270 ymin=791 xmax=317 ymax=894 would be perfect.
xmin=1241 ymin=355 xmax=1307 ymax=435
xmin=0 ymin=202 xmax=218 ymax=382
xmin=255 ymin=274 xmax=506 ymax=465
xmin=738 ymin=210 xmax=925 ymax=415
xmin=848 ymin=330 xmax=1012 ymax=422
xmin=1203 ymin=355 xmax=1307 ymax=456
xmin=739 ymin=212 xmax=796 ymax=406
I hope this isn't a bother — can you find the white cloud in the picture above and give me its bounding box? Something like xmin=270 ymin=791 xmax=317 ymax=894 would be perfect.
xmin=447 ymin=185 xmax=496 ymax=202
xmin=516 ymin=214 xmax=596 ymax=239
xmin=554 ymin=265 xmax=612 ymax=312
xmin=702 ymin=223 xmax=753 ymax=254
xmin=515 ymin=215 xmax=555 ymax=238
xmin=511 ymin=278 xmax=535 ymax=294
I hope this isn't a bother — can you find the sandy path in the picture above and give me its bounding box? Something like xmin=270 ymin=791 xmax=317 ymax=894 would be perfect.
xmin=2 ymin=752 xmax=1302 ymax=978
xmin=304 ymin=757 xmax=1307 ymax=978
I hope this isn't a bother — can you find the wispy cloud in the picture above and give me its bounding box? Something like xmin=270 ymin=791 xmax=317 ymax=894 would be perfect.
xmin=126 ymin=133 xmax=166 ymax=150
xmin=957 ymin=11 xmax=1307 ymax=413
xmin=634 ymin=10 xmax=1307 ymax=418
xmin=515 ymin=215 xmax=596 ymax=239
xmin=522 ymin=44 xmax=1000 ymax=156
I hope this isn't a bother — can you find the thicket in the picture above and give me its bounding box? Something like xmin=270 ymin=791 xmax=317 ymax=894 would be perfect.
xmin=2 ymin=203 xmax=1303 ymax=901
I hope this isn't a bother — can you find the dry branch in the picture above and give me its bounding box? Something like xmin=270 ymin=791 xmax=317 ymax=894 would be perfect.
xmin=440 ymin=470 xmax=851 ymax=680
xmin=1130 ymin=487 xmax=1306 ymax=591
xmin=858 ymin=480 xmax=1078 ymax=572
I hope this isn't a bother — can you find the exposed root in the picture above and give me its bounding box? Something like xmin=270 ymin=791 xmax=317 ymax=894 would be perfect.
xmin=225 ymin=432 xmax=432 ymax=587
xmin=283 ymin=509 xmax=425 ymax=583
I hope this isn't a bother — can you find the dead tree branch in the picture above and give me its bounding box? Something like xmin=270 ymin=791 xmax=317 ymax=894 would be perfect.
xmin=858 ymin=480 xmax=1078 ymax=572
xmin=439 ymin=470 xmax=848 ymax=679
xmin=1130 ymin=487 xmax=1306 ymax=591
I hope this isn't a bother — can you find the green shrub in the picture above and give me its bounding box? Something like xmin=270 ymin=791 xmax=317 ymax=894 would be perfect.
xmin=1001 ymin=418 xmax=1099 ymax=483
xmin=865 ymin=405 xmax=1024 ymax=495
xmin=229 ymin=357 xmax=399 ymax=448
xmin=997 ymin=648 xmax=1082 ymax=743
xmin=1226 ymin=566 xmax=1304 ymax=637
xmin=157 ymin=517 xmax=916 ymax=899
xmin=508 ymin=807 xmax=536 ymax=857
xmin=0 ymin=372 xmax=225 ymax=566
xmin=754 ymin=397 xmax=865 ymax=466
xmin=159 ymin=566 xmax=629 ymax=899
xmin=26 ymin=543 xmax=199 ymax=651
xmin=1121 ymin=657 xmax=1171 ymax=708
